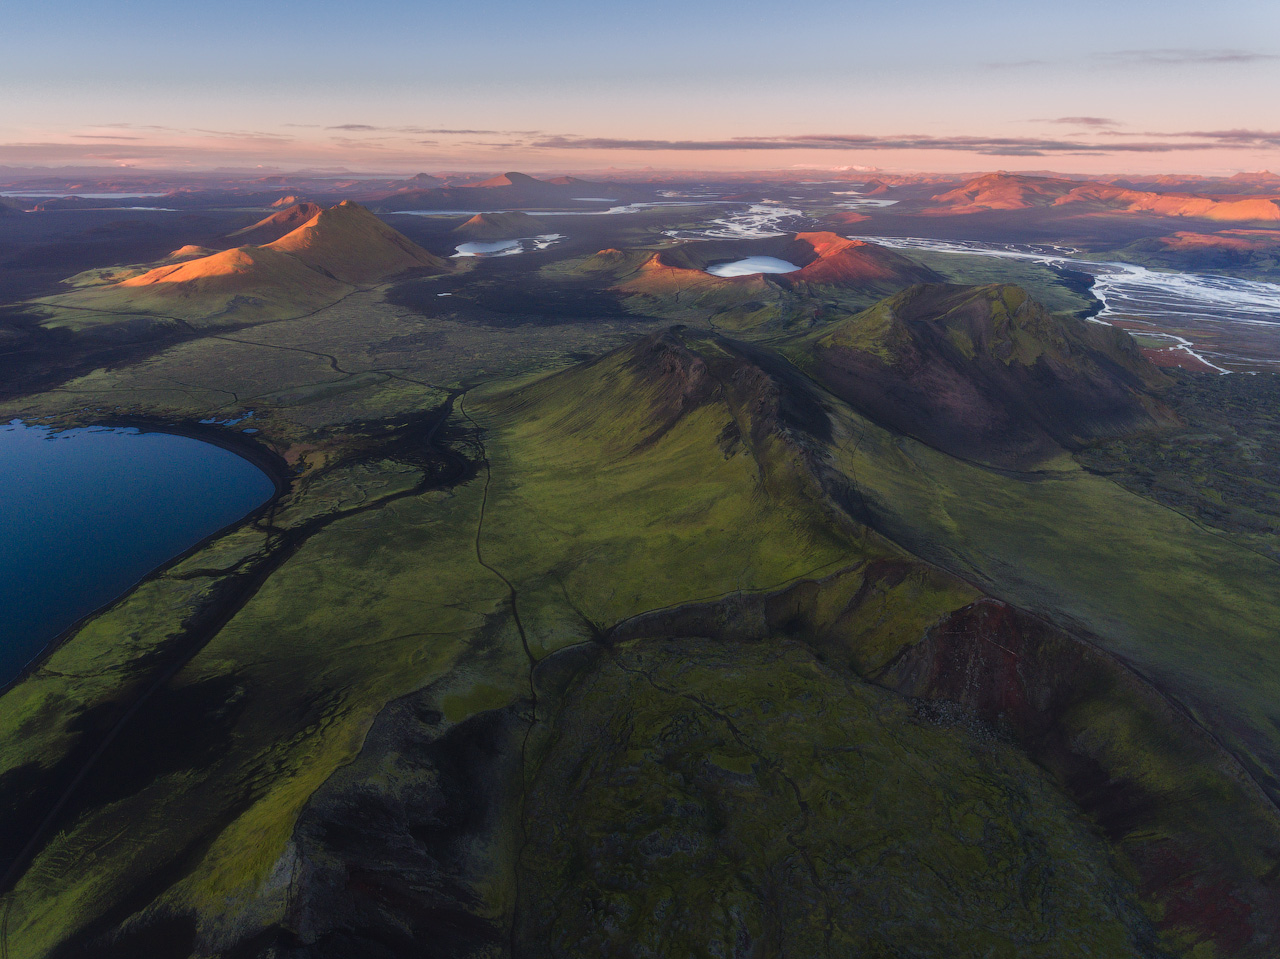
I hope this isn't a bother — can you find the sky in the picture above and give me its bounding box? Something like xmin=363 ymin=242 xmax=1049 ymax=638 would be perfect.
xmin=2 ymin=0 xmax=1278 ymax=175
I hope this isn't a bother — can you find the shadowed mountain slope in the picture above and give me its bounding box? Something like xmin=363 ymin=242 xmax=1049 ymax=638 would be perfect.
xmin=800 ymin=282 xmax=1172 ymax=466
xmin=1114 ymin=230 xmax=1280 ymax=280
xmin=166 ymin=244 xmax=218 ymax=261
xmin=399 ymin=172 xmax=444 ymax=189
xmin=225 ymin=202 xmax=324 ymax=245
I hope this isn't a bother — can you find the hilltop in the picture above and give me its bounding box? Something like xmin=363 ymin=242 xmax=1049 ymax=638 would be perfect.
xmin=618 ymin=232 xmax=937 ymax=293
xmin=31 ymin=196 xmax=105 ymax=212
xmin=929 ymin=173 xmax=1080 ymax=211
xmin=1155 ymin=229 xmax=1280 ymax=252
xmin=225 ymin=202 xmax=324 ymax=245
xmin=799 ymin=282 xmax=1171 ymax=466
xmin=452 ymin=210 xmax=553 ymax=240
xmin=786 ymin=232 xmax=938 ymax=287
xmin=33 ymin=201 xmax=451 ymax=329
xmin=616 ymin=233 xmax=937 ymax=299
xmin=265 ymin=200 xmax=450 ymax=284
xmin=543 ymin=175 xmax=594 ymax=187
xmin=553 ymin=233 xmax=940 ymax=333
xmin=1111 ymin=229 xmax=1280 ymax=281
xmin=399 ymin=172 xmax=444 ymax=189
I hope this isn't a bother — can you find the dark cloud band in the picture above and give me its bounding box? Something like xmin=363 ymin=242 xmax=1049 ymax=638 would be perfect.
xmin=531 ymin=131 xmax=1280 ymax=157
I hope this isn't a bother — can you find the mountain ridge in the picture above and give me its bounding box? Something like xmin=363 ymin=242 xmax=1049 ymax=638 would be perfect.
xmin=929 ymin=173 xmax=1280 ymax=222
xmin=226 ymin=202 xmax=325 ymax=245
xmin=801 ymin=282 xmax=1172 ymax=465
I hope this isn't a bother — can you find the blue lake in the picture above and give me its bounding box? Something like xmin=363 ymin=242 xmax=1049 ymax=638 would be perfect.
xmin=0 ymin=421 xmax=276 ymax=687
xmin=706 ymin=256 xmax=801 ymax=277
xmin=454 ymin=239 xmax=523 ymax=257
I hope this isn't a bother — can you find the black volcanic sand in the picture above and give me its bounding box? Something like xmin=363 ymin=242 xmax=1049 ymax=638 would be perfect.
xmin=0 ymin=209 xmax=256 ymax=301
xmin=845 ymin=208 xmax=1243 ymax=250
xmin=387 ymin=271 xmax=633 ymax=327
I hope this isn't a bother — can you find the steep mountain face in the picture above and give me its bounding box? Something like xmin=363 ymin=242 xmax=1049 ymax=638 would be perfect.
xmin=804 ymin=283 xmax=1172 ymax=465
xmin=225 ymin=202 xmax=324 ymax=245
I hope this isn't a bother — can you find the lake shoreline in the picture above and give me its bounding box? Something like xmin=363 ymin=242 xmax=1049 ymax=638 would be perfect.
xmin=0 ymin=415 xmax=292 ymax=696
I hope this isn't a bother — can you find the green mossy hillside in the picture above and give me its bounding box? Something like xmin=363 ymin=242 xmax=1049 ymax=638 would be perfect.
xmin=2 ymin=323 xmax=1279 ymax=958
xmin=520 ymin=637 xmax=1158 ymax=958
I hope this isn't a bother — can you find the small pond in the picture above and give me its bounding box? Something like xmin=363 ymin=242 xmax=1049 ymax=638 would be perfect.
xmin=706 ymin=256 xmax=802 ymax=277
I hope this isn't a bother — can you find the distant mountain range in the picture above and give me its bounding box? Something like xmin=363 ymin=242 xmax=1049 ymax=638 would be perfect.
xmin=226 ymin=202 xmax=325 ymax=245
xmin=374 ymin=171 xmax=634 ymax=212
xmin=928 ymin=173 xmax=1280 ymax=222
